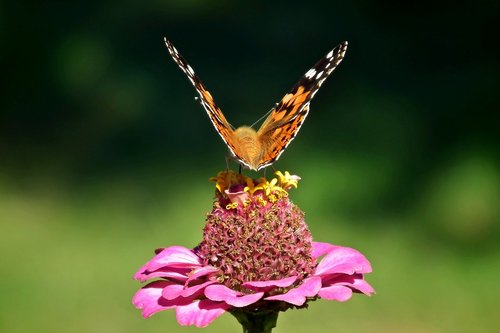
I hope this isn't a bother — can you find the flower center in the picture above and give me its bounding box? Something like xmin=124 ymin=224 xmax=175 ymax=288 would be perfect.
xmin=197 ymin=171 xmax=315 ymax=292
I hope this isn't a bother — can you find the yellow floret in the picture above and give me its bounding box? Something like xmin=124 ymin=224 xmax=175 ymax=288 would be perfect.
xmin=275 ymin=171 xmax=301 ymax=190
xmin=225 ymin=202 xmax=239 ymax=210
xmin=211 ymin=170 xmax=300 ymax=202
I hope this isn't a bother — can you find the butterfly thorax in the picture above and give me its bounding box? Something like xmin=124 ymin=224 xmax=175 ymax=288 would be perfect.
xmin=233 ymin=126 xmax=262 ymax=170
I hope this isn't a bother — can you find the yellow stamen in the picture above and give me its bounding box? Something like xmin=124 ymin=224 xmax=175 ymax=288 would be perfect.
xmin=211 ymin=170 xmax=300 ymax=203
xmin=225 ymin=202 xmax=238 ymax=210
xmin=257 ymin=197 xmax=267 ymax=206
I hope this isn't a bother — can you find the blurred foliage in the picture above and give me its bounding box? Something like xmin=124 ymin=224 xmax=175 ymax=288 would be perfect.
xmin=1 ymin=1 xmax=499 ymax=332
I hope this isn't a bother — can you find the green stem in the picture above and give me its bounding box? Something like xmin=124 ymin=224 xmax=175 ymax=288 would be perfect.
xmin=231 ymin=310 xmax=279 ymax=333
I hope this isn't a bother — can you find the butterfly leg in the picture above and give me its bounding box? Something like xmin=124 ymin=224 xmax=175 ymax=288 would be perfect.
xmin=238 ymin=164 xmax=242 ymax=174
xmin=225 ymin=155 xmax=230 ymax=171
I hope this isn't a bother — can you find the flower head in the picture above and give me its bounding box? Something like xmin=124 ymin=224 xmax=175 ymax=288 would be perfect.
xmin=133 ymin=171 xmax=374 ymax=327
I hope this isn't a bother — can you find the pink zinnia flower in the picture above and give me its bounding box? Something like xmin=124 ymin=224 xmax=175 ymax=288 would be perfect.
xmin=133 ymin=171 xmax=374 ymax=329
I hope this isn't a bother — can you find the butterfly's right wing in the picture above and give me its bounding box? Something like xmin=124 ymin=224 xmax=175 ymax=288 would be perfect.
xmin=256 ymin=41 xmax=348 ymax=170
xmin=164 ymin=38 xmax=242 ymax=160
xmin=259 ymin=42 xmax=348 ymax=132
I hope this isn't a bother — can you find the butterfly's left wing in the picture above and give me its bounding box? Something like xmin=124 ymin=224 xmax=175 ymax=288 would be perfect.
xmin=164 ymin=38 xmax=243 ymax=161
xmin=256 ymin=41 xmax=348 ymax=170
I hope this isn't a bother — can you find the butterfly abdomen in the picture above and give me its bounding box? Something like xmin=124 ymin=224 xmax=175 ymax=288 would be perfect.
xmin=233 ymin=126 xmax=262 ymax=170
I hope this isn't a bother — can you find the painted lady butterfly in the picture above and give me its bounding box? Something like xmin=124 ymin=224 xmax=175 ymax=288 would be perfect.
xmin=164 ymin=38 xmax=348 ymax=171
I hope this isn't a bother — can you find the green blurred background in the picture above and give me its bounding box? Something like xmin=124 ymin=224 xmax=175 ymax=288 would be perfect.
xmin=1 ymin=1 xmax=499 ymax=332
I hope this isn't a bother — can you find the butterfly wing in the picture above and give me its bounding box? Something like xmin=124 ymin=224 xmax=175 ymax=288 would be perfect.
xmin=164 ymin=38 xmax=244 ymax=162
xmin=256 ymin=41 xmax=348 ymax=170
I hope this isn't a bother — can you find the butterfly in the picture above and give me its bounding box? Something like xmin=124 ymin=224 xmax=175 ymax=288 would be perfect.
xmin=164 ymin=38 xmax=348 ymax=171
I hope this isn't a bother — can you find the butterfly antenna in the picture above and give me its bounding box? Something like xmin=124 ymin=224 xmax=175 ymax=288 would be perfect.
xmin=249 ymin=105 xmax=276 ymax=129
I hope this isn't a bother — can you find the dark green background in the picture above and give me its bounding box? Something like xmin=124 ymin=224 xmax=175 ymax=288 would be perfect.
xmin=1 ymin=1 xmax=499 ymax=332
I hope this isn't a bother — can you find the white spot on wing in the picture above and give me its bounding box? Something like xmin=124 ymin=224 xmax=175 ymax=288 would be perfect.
xmin=305 ymin=68 xmax=316 ymax=78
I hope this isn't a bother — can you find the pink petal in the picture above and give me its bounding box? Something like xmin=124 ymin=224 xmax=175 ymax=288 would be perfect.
xmin=265 ymin=277 xmax=321 ymax=306
xmin=311 ymin=242 xmax=336 ymax=259
xmin=322 ymin=273 xmax=356 ymax=285
xmin=242 ymin=276 xmax=297 ymax=291
xmin=225 ymin=189 xmax=249 ymax=206
xmin=339 ymin=276 xmax=375 ymax=295
xmin=161 ymin=283 xmax=185 ymax=300
xmin=204 ymin=285 xmax=264 ymax=307
xmin=350 ymin=278 xmax=375 ymax=295
xmin=315 ymin=246 xmax=372 ymax=276
xmin=318 ymin=285 xmax=353 ymax=302
xmin=132 ymin=281 xmax=178 ymax=318
xmin=185 ymin=266 xmax=219 ymax=283
xmin=181 ymin=281 xmax=217 ymax=298
xmin=134 ymin=267 xmax=191 ymax=283
xmin=134 ymin=246 xmax=201 ymax=281
xmin=176 ymin=299 xmax=229 ymax=327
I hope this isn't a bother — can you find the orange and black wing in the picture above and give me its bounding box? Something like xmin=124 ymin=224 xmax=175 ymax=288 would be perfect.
xmin=256 ymin=41 xmax=348 ymax=170
xmin=164 ymin=38 xmax=243 ymax=161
